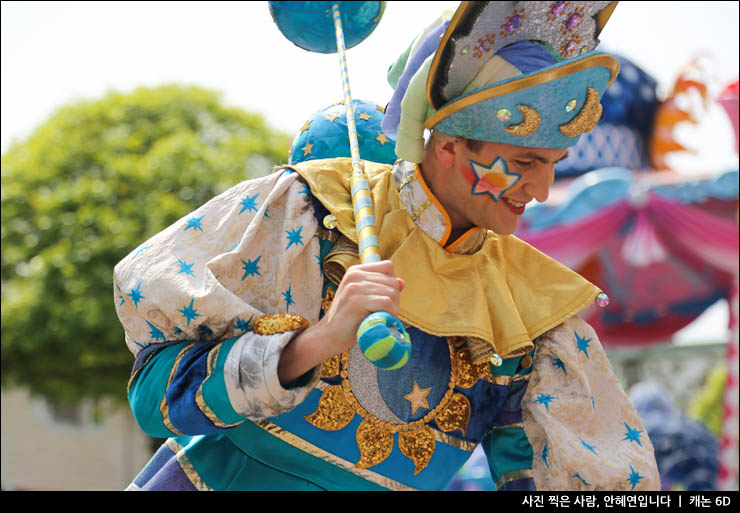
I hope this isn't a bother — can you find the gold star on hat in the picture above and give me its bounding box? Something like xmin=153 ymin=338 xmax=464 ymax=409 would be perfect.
xmin=324 ymin=112 xmax=341 ymax=122
xmin=357 ymin=112 xmax=372 ymax=121
xmin=404 ymin=380 xmax=432 ymax=415
xmin=376 ymin=132 xmax=389 ymax=146
xmin=300 ymin=120 xmax=312 ymax=133
xmin=301 ymin=141 xmax=313 ymax=156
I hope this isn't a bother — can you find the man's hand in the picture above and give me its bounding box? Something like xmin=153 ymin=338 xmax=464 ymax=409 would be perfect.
xmin=277 ymin=260 xmax=405 ymax=386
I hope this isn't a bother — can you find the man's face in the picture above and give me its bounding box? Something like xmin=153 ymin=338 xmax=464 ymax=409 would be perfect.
xmin=439 ymin=139 xmax=569 ymax=236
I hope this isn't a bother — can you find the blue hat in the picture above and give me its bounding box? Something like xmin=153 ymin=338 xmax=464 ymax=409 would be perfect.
xmin=289 ymin=99 xmax=397 ymax=165
xmin=384 ymin=1 xmax=621 ymax=162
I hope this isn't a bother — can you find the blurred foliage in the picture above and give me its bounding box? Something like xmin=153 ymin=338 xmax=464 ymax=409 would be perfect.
xmin=1 ymin=85 xmax=291 ymax=405
xmin=688 ymin=362 xmax=728 ymax=438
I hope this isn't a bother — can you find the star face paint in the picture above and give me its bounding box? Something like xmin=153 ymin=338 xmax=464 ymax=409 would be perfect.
xmin=462 ymin=156 xmax=522 ymax=202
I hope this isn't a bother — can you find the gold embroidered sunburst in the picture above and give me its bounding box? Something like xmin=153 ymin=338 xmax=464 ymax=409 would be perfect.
xmin=305 ymin=341 xmax=481 ymax=475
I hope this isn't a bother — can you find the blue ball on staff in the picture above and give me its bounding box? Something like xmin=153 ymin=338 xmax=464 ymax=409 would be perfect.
xmin=269 ymin=1 xmax=386 ymax=54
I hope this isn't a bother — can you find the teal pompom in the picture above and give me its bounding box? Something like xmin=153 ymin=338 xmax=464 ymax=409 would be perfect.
xmin=357 ymin=312 xmax=411 ymax=371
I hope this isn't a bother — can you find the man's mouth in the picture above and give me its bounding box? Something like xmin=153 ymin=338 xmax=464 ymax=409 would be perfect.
xmin=503 ymin=198 xmax=525 ymax=208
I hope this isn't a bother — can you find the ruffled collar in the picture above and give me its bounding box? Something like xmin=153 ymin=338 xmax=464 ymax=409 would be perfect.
xmin=392 ymin=160 xmax=488 ymax=255
xmin=291 ymin=158 xmax=600 ymax=359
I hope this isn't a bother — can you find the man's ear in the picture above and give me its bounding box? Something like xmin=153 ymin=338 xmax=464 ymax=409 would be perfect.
xmin=434 ymin=137 xmax=458 ymax=169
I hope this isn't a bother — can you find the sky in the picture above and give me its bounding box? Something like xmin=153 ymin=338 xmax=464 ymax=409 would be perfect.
xmin=1 ymin=1 xmax=738 ymax=343
xmin=2 ymin=1 xmax=739 ymax=158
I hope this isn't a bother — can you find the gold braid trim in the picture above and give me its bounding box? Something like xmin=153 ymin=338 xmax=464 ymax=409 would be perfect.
xmin=253 ymin=314 xmax=309 ymax=335
xmin=159 ymin=344 xmax=195 ymax=437
xmin=195 ymin=344 xmax=244 ymax=429
xmin=496 ymin=469 xmax=534 ymax=489
xmin=164 ymin=438 xmax=214 ymax=491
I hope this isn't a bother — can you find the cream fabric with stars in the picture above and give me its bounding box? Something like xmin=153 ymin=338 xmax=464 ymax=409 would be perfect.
xmin=522 ymin=316 xmax=660 ymax=491
xmin=114 ymin=170 xmax=324 ymax=418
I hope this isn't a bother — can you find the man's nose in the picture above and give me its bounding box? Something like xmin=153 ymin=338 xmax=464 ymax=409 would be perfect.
xmin=521 ymin=166 xmax=554 ymax=203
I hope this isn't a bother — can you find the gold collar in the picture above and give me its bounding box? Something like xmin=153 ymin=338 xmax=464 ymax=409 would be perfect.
xmin=291 ymin=158 xmax=600 ymax=358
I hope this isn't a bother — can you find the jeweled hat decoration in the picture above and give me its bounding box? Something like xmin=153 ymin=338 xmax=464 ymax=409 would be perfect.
xmin=289 ymin=99 xmax=397 ymax=165
xmin=427 ymin=1 xmax=620 ymax=147
xmin=382 ymin=1 xmax=621 ymax=162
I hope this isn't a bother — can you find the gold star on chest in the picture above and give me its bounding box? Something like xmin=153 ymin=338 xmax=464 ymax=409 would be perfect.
xmin=357 ymin=111 xmax=372 ymax=121
xmin=376 ymin=131 xmax=389 ymax=146
xmin=324 ymin=112 xmax=341 ymax=122
xmin=301 ymin=141 xmax=313 ymax=156
xmin=404 ymin=380 xmax=432 ymax=415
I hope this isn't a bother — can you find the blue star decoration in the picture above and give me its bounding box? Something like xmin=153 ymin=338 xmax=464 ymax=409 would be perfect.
xmin=469 ymin=156 xmax=521 ymax=202
xmin=299 ymin=184 xmax=311 ymax=197
xmin=579 ymin=437 xmax=597 ymax=455
xmin=127 ymin=281 xmax=144 ymax=309
xmin=542 ymin=443 xmax=550 ymax=468
xmin=574 ymin=472 xmax=591 ymax=487
xmin=282 ymin=284 xmax=296 ymax=312
xmin=199 ymin=324 xmax=213 ymax=338
xmin=133 ymin=340 xmax=146 ymax=350
xmin=184 ymin=215 xmax=204 ymax=232
xmin=575 ymin=330 xmax=592 ymax=358
xmin=116 ymin=285 xmax=125 ymax=306
xmin=241 ymin=256 xmax=262 ymax=280
xmin=146 ymin=321 xmax=166 ymax=342
xmin=177 ymin=258 xmax=195 ymax=277
xmin=285 ymin=226 xmax=304 ymax=250
xmin=552 ymin=357 xmax=567 ymax=375
xmin=239 ymin=193 xmax=259 ymax=215
xmin=234 ymin=316 xmax=253 ymax=332
xmin=626 ymin=464 xmax=644 ymax=490
xmin=173 ymin=327 xmax=183 ymax=336
xmin=535 ymin=393 xmax=556 ymax=411
xmin=264 ymin=207 xmax=271 ymax=219
xmin=177 ymin=298 xmax=201 ymax=326
xmin=132 ymin=243 xmax=151 ymax=259
xmin=315 ymin=254 xmax=322 ymax=267
xmin=623 ymin=422 xmax=644 ymax=447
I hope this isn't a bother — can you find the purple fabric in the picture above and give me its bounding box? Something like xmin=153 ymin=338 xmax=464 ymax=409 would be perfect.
xmin=382 ymin=21 xmax=449 ymax=139
xmin=131 ymin=442 xmax=198 ymax=491
xmin=495 ymin=41 xmax=559 ymax=73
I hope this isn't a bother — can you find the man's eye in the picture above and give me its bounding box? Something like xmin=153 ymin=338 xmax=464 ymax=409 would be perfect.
xmin=514 ymin=160 xmax=532 ymax=168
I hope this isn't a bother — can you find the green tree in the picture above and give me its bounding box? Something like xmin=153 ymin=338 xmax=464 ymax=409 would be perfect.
xmin=1 ymin=85 xmax=291 ymax=405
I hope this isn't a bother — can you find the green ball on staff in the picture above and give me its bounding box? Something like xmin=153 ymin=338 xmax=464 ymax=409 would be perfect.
xmin=357 ymin=312 xmax=412 ymax=371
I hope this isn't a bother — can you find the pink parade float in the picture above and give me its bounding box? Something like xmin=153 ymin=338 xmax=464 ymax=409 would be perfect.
xmin=513 ymin=56 xmax=739 ymax=490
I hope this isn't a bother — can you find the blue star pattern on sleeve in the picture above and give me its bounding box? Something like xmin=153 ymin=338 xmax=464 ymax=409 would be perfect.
xmin=299 ymin=184 xmax=311 ymax=197
xmin=234 ymin=316 xmax=253 ymax=332
xmin=177 ymin=298 xmax=201 ymax=326
xmin=285 ymin=226 xmax=304 ymax=249
xmin=116 ymin=284 xmax=125 ymax=306
xmin=184 ymin=215 xmax=204 ymax=232
xmin=575 ymin=331 xmax=592 ymax=358
xmin=264 ymin=206 xmax=271 ymax=218
xmin=132 ymin=243 xmax=151 ymax=259
xmin=199 ymin=324 xmax=213 ymax=338
xmin=579 ymin=437 xmax=598 ymax=455
xmin=542 ymin=442 xmax=550 ymax=468
xmin=133 ymin=340 xmax=146 ymax=350
xmin=623 ymin=422 xmax=644 ymax=447
xmin=552 ymin=357 xmax=567 ymax=375
xmin=177 ymin=259 xmax=195 ymax=277
xmin=146 ymin=321 xmax=166 ymax=342
xmin=241 ymin=256 xmax=262 ymax=280
xmin=282 ymin=284 xmax=295 ymax=312
xmin=626 ymin=464 xmax=644 ymax=490
xmin=535 ymin=393 xmax=555 ymax=411
xmin=574 ymin=473 xmax=591 ymax=487
xmin=239 ymin=193 xmax=259 ymax=214
xmin=127 ymin=281 xmax=144 ymax=309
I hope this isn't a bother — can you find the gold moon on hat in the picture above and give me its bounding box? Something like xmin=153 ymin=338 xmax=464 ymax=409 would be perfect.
xmin=560 ymin=87 xmax=603 ymax=137
xmin=504 ymin=105 xmax=541 ymax=137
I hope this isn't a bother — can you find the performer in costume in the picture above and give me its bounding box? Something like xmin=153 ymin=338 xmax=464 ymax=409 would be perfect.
xmin=116 ymin=1 xmax=659 ymax=490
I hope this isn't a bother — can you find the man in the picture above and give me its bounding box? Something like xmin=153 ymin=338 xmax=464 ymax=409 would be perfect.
xmin=116 ymin=1 xmax=658 ymax=490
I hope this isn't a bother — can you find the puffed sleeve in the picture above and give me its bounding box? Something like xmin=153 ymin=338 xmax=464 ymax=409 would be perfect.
xmin=522 ymin=316 xmax=660 ymax=491
xmin=114 ymin=168 xmax=324 ymax=427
